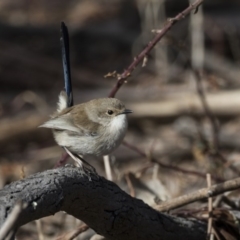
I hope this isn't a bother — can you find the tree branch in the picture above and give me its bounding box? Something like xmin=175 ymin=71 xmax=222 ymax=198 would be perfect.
xmin=108 ymin=0 xmax=204 ymax=97
xmin=156 ymin=176 xmax=240 ymax=212
xmin=0 ymin=166 xmax=206 ymax=240
xmin=122 ymin=141 xmax=224 ymax=182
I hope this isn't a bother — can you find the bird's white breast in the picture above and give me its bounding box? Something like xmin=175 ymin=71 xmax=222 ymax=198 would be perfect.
xmin=109 ymin=114 xmax=127 ymax=133
xmin=100 ymin=114 xmax=127 ymax=155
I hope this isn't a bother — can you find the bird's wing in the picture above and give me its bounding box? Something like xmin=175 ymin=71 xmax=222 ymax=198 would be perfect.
xmin=39 ymin=114 xmax=80 ymax=133
xmin=39 ymin=106 xmax=99 ymax=136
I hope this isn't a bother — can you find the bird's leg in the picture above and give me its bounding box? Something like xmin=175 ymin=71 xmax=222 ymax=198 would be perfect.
xmin=64 ymin=147 xmax=83 ymax=168
xmin=63 ymin=147 xmax=97 ymax=176
xmin=77 ymin=154 xmax=97 ymax=175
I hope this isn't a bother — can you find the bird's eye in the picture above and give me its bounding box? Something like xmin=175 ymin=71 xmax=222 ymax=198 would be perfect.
xmin=107 ymin=110 xmax=113 ymax=115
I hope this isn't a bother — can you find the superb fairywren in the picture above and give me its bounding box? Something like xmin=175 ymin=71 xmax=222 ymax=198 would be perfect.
xmin=39 ymin=91 xmax=132 ymax=172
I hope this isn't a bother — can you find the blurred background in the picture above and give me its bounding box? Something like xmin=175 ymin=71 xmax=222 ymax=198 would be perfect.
xmin=1 ymin=0 xmax=240 ymax=239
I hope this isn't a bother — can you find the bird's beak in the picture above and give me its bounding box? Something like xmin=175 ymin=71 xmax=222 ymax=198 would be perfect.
xmin=120 ymin=109 xmax=133 ymax=115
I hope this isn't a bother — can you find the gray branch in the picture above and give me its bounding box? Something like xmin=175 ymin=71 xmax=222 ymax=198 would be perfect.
xmin=0 ymin=166 xmax=206 ymax=240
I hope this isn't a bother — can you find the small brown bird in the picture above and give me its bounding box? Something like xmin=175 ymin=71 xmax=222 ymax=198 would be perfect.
xmin=39 ymin=91 xmax=132 ymax=172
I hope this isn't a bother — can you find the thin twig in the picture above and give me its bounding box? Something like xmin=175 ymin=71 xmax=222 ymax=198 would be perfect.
xmin=193 ymin=70 xmax=240 ymax=175
xmin=135 ymin=163 xmax=154 ymax=178
xmin=108 ymin=0 xmax=204 ymax=97
xmin=212 ymin=227 xmax=221 ymax=240
xmin=125 ymin=173 xmax=135 ymax=197
xmin=155 ymin=176 xmax=240 ymax=212
xmin=221 ymin=195 xmax=239 ymax=209
xmin=122 ymin=141 xmax=223 ymax=182
xmin=0 ymin=201 xmax=26 ymax=240
xmin=193 ymin=70 xmax=219 ymax=152
xmin=215 ymin=152 xmax=240 ymax=175
xmin=103 ymin=155 xmax=113 ymax=181
xmin=36 ymin=220 xmax=44 ymax=240
xmin=163 ymin=30 xmax=237 ymax=178
xmin=206 ymin=173 xmax=213 ymax=240
xmin=56 ymin=223 xmax=89 ymax=240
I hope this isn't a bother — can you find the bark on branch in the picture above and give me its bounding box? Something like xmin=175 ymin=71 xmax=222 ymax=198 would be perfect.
xmin=0 ymin=166 xmax=206 ymax=240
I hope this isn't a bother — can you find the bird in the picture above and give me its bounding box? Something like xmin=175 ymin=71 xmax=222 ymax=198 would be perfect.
xmin=39 ymin=91 xmax=132 ymax=173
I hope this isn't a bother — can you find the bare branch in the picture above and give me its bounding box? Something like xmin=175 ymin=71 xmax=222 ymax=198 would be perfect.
xmin=206 ymin=174 xmax=213 ymax=240
xmin=108 ymin=0 xmax=204 ymax=97
xmin=193 ymin=70 xmax=240 ymax=176
xmin=122 ymin=141 xmax=223 ymax=182
xmin=193 ymin=70 xmax=219 ymax=152
xmin=0 ymin=166 xmax=206 ymax=240
xmin=156 ymin=176 xmax=240 ymax=212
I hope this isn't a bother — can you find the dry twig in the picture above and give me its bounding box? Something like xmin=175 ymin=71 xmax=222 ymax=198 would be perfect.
xmin=193 ymin=70 xmax=240 ymax=176
xmin=103 ymin=155 xmax=113 ymax=181
xmin=125 ymin=173 xmax=135 ymax=197
xmin=56 ymin=223 xmax=89 ymax=240
xmin=206 ymin=174 xmax=213 ymax=240
xmin=194 ymin=70 xmax=219 ymax=151
xmin=0 ymin=201 xmax=26 ymax=240
xmin=123 ymin=141 xmax=223 ymax=182
xmin=108 ymin=0 xmax=204 ymax=97
xmin=155 ymin=176 xmax=240 ymax=212
xmin=35 ymin=220 xmax=44 ymax=240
